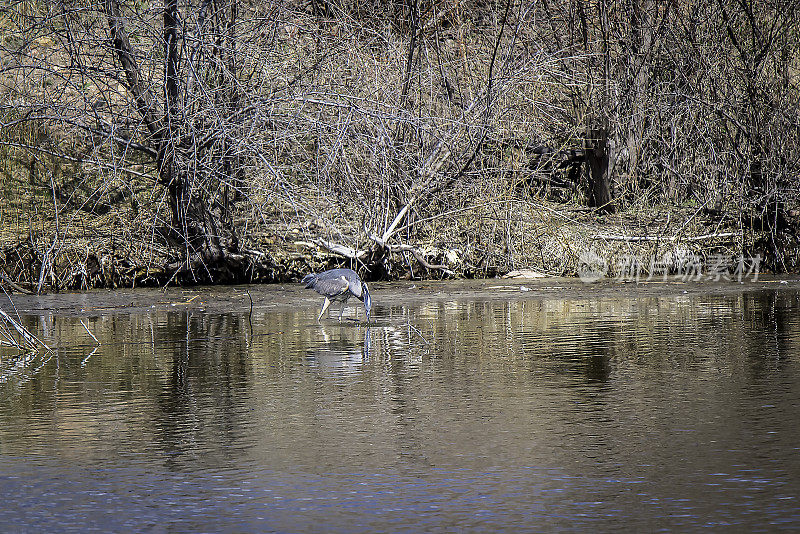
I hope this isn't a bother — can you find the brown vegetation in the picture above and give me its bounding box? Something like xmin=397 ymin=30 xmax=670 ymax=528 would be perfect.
xmin=1 ymin=0 xmax=799 ymax=292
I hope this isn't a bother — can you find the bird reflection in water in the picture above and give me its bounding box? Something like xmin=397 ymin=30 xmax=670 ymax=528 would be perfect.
xmin=306 ymin=326 xmax=372 ymax=373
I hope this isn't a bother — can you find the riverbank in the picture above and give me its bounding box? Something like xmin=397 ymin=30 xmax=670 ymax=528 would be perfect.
xmin=2 ymin=197 xmax=796 ymax=294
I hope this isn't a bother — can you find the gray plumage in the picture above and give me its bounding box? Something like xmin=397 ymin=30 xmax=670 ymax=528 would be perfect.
xmin=302 ymin=268 xmax=372 ymax=323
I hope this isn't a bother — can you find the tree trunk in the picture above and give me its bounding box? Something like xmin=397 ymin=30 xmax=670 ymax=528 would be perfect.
xmin=105 ymin=0 xmax=240 ymax=280
xmin=586 ymin=127 xmax=614 ymax=211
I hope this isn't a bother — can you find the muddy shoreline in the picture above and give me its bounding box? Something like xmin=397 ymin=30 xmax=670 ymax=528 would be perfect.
xmin=4 ymin=276 xmax=799 ymax=317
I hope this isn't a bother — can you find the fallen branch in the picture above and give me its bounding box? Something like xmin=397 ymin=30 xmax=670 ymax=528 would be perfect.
xmin=313 ymin=238 xmax=367 ymax=259
xmin=365 ymin=231 xmax=454 ymax=275
xmin=0 ymin=270 xmax=33 ymax=295
xmin=392 ymin=243 xmax=455 ymax=276
xmin=592 ymin=232 xmax=738 ymax=242
xmin=307 ymin=235 xmax=454 ymax=276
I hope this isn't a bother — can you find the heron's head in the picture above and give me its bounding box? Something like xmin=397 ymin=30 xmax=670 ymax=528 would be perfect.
xmin=361 ymin=282 xmax=372 ymax=321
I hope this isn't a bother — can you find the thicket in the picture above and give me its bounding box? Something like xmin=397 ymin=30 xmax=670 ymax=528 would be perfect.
xmin=1 ymin=0 xmax=798 ymax=291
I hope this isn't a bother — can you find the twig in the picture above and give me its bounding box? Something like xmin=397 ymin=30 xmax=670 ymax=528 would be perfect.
xmin=81 ymin=347 xmax=98 ymax=367
xmin=80 ymin=319 xmax=101 ymax=346
xmin=0 ymin=307 xmax=51 ymax=352
xmin=245 ymin=289 xmax=253 ymax=339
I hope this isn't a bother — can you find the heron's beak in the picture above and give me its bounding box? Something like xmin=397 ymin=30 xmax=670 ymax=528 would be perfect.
xmin=362 ymin=283 xmax=372 ymax=322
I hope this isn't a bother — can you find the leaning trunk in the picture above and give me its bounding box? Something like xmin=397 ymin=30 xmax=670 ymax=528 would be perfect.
xmin=106 ymin=0 xmax=240 ymax=279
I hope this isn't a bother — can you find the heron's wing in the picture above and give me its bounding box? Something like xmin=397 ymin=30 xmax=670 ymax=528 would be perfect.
xmin=312 ymin=276 xmax=351 ymax=297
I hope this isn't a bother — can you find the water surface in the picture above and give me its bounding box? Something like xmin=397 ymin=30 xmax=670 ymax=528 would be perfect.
xmin=1 ymin=281 xmax=799 ymax=532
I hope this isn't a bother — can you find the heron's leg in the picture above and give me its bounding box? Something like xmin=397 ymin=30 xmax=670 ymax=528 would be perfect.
xmin=338 ymin=296 xmax=352 ymax=321
xmin=317 ymin=297 xmax=331 ymax=323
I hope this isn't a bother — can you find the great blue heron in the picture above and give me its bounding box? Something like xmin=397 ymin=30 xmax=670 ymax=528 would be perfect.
xmin=302 ymin=268 xmax=372 ymax=323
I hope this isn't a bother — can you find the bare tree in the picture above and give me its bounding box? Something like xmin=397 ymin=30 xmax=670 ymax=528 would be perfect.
xmin=103 ymin=0 xmax=243 ymax=278
xmin=2 ymin=0 xmax=798 ymax=288
xmin=2 ymin=0 xmax=268 ymax=284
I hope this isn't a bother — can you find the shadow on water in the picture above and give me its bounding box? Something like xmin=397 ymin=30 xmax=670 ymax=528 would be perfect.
xmin=1 ymin=285 xmax=799 ymax=531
